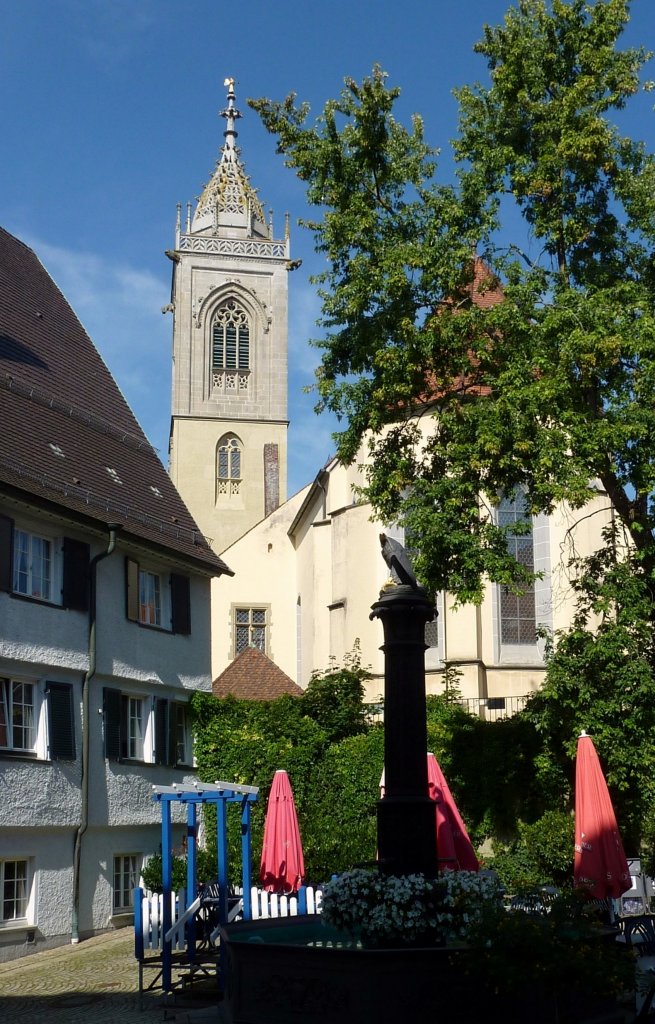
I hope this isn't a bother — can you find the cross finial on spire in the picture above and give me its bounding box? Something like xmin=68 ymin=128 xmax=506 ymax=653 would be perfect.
xmin=221 ymin=77 xmax=242 ymax=153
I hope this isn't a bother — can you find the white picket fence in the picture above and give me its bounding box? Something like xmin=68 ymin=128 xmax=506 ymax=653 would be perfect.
xmin=135 ymin=884 xmax=323 ymax=956
xmin=249 ymin=884 xmax=323 ymax=920
xmin=135 ymin=888 xmax=187 ymax=956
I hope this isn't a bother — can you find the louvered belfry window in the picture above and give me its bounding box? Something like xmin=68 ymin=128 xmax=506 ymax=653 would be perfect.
xmin=212 ymin=300 xmax=250 ymax=393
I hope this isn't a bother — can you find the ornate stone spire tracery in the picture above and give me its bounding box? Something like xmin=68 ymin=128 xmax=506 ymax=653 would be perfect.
xmin=192 ymin=77 xmax=267 ymax=234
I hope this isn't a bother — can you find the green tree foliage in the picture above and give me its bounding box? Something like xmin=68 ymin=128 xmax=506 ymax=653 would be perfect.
xmin=250 ymin=1 xmax=655 ymax=606
xmin=301 ymin=643 xmax=371 ymax=743
xmin=251 ymin=0 xmax=655 ymax=857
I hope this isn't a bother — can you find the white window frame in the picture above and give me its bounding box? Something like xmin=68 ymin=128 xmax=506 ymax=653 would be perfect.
xmin=123 ymin=695 xmax=146 ymax=761
xmin=113 ymin=854 xmax=140 ymax=913
xmin=0 ymin=679 xmax=47 ymax=758
xmin=1 ymin=859 xmax=30 ymax=924
xmin=12 ymin=526 xmax=61 ymax=604
xmin=138 ymin=569 xmax=162 ymax=627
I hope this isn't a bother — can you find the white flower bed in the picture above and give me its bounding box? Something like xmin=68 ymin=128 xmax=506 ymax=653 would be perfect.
xmin=321 ymin=868 xmax=502 ymax=947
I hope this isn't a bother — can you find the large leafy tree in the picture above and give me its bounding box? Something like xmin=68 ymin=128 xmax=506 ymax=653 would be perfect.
xmin=251 ymin=0 xmax=655 ymax=849
xmin=251 ymin=0 xmax=655 ymax=607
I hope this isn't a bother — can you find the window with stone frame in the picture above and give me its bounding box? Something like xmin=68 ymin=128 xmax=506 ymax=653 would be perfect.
xmin=216 ymin=434 xmax=242 ymax=498
xmin=211 ymin=300 xmax=250 ymax=393
xmin=234 ymin=607 xmax=267 ymax=655
xmin=497 ymin=494 xmax=537 ymax=646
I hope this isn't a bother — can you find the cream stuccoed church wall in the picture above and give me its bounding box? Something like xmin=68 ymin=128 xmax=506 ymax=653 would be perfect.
xmin=212 ymin=445 xmax=614 ymax=707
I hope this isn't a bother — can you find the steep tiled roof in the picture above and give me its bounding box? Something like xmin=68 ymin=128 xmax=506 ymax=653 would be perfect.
xmin=213 ymin=646 xmax=303 ymax=700
xmin=0 ymin=226 xmax=232 ymax=575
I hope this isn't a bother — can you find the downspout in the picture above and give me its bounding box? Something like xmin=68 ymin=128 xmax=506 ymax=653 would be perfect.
xmin=71 ymin=525 xmax=119 ymax=944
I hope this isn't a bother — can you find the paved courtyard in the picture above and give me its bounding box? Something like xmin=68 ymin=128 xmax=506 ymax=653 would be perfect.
xmin=0 ymin=928 xmax=223 ymax=1024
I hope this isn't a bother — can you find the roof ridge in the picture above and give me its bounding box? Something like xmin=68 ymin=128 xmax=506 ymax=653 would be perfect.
xmin=1 ymin=372 xmax=157 ymax=455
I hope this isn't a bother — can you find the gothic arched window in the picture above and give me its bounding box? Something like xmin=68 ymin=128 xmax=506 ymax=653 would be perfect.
xmin=217 ymin=434 xmax=242 ymax=497
xmin=497 ymin=493 xmax=536 ymax=646
xmin=211 ymin=300 xmax=250 ymax=394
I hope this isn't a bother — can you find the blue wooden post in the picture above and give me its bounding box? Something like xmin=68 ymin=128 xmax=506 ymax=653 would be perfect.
xmin=186 ymin=801 xmax=197 ymax=960
xmin=241 ymin=797 xmax=253 ymax=919
xmin=134 ymin=886 xmax=144 ymax=960
xmin=162 ymin=799 xmax=172 ymax=992
xmin=216 ymin=795 xmax=229 ymax=925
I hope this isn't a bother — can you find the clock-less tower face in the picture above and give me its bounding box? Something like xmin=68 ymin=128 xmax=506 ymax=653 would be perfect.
xmin=168 ymin=80 xmax=289 ymax=554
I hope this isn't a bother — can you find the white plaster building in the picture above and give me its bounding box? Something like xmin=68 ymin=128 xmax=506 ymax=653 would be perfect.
xmin=0 ymin=226 xmax=232 ymax=961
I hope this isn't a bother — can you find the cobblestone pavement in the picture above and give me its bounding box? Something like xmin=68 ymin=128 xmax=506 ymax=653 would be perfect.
xmin=0 ymin=929 xmax=225 ymax=1024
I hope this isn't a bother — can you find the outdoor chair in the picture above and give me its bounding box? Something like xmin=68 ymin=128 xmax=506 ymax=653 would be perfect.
xmin=619 ymin=915 xmax=655 ymax=1019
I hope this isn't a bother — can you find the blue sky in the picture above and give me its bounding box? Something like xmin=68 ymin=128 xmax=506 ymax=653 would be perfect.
xmin=1 ymin=0 xmax=653 ymax=497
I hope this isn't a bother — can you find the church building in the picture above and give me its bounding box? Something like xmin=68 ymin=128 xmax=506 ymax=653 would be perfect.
xmin=168 ymin=82 xmax=613 ymax=713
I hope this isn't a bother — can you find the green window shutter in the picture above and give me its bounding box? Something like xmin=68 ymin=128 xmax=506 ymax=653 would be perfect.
xmin=46 ymin=682 xmax=76 ymax=760
xmin=0 ymin=515 xmax=13 ymax=593
xmin=125 ymin=558 xmax=139 ymax=622
xmin=62 ymin=538 xmax=90 ymax=611
xmin=103 ymin=687 xmax=122 ymax=760
xmin=154 ymin=698 xmax=169 ymax=765
xmin=171 ymin=573 xmax=191 ymax=635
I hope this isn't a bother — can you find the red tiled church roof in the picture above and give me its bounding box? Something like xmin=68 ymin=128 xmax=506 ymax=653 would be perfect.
xmin=213 ymin=646 xmax=303 ymax=700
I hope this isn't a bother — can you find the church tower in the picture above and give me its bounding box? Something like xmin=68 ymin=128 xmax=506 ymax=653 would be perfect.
xmin=168 ymin=79 xmax=289 ymax=553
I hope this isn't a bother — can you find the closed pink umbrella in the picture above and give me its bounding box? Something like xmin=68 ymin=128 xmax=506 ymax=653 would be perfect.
xmin=427 ymin=753 xmax=479 ymax=872
xmin=260 ymin=770 xmax=305 ymax=894
xmin=574 ymin=731 xmax=630 ymax=899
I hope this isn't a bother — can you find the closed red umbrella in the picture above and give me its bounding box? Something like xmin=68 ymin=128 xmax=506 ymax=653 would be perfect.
xmin=427 ymin=753 xmax=479 ymax=872
xmin=574 ymin=731 xmax=630 ymax=899
xmin=260 ymin=770 xmax=305 ymax=894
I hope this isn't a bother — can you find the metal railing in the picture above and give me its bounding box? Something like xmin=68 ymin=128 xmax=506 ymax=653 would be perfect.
xmin=459 ymin=695 xmax=530 ymax=721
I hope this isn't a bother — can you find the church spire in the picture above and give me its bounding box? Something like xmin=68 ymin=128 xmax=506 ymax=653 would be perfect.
xmin=191 ymin=77 xmax=268 ymax=237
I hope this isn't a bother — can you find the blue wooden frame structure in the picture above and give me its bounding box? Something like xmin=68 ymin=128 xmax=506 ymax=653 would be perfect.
xmin=148 ymin=780 xmax=258 ymax=992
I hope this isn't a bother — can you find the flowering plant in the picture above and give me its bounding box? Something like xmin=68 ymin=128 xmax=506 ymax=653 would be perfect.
xmin=321 ymin=868 xmax=502 ymax=948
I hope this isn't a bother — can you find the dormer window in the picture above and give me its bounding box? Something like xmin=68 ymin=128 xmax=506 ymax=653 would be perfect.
xmin=211 ymin=300 xmax=250 ymax=393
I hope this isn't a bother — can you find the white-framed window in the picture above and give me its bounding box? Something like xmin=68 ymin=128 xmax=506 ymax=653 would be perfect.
xmin=13 ymin=529 xmax=53 ymax=601
xmin=1 ymin=859 xmax=29 ymax=923
xmin=113 ymin=854 xmax=140 ymax=913
xmin=139 ymin=570 xmax=161 ymax=627
xmin=123 ymin=695 xmax=145 ymax=760
xmin=1 ymin=516 xmax=90 ymax=611
xmin=125 ymin=558 xmax=190 ymax=635
xmin=0 ymin=680 xmax=35 ymax=752
xmin=234 ymin=607 xmax=267 ymax=655
xmin=104 ymin=688 xmax=154 ymax=763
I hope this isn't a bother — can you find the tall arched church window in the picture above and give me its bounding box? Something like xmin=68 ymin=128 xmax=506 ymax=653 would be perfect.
xmin=497 ymin=493 xmax=536 ymax=645
xmin=211 ymin=300 xmax=250 ymax=394
xmin=217 ymin=434 xmax=242 ymax=497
